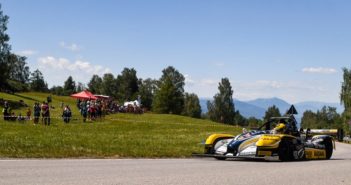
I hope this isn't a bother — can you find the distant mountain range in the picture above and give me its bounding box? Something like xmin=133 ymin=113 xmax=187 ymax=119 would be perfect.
xmin=200 ymin=97 xmax=344 ymax=120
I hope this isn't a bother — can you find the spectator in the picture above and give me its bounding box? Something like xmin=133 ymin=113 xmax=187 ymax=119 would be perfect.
xmin=26 ymin=108 xmax=32 ymax=121
xmin=9 ymin=112 xmax=17 ymax=121
xmin=17 ymin=113 xmax=26 ymax=121
xmin=33 ymin=102 xmax=41 ymax=124
xmin=62 ymin=105 xmax=72 ymax=124
xmin=80 ymin=101 xmax=88 ymax=122
xmin=41 ymin=102 xmax=50 ymax=126
xmin=47 ymin=95 xmax=52 ymax=104
xmin=2 ymin=101 xmax=10 ymax=121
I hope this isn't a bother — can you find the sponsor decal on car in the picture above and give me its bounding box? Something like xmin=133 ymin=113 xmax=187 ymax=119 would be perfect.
xmin=305 ymin=148 xmax=326 ymax=159
xmin=258 ymin=150 xmax=272 ymax=156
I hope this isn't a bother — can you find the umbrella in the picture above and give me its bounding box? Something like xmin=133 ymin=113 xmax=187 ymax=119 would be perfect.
xmin=70 ymin=90 xmax=97 ymax=100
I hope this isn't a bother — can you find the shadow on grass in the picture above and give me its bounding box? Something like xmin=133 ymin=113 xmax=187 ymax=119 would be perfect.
xmin=12 ymin=93 xmax=41 ymax=102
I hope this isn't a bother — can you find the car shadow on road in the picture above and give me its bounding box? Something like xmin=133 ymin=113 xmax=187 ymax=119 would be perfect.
xmin=206 ymin=158 xmax=348 ymax=163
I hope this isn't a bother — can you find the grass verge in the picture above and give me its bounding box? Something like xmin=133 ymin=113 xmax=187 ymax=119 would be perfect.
xmin=0 ymin=92 xmax=240 ymax=158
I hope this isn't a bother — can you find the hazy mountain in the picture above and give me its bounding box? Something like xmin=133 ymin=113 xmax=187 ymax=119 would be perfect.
xmin=234 ymin=100 xmax=266 ymax=119
xmin=200 ymin=98 xmax=266 ymax=119
xmin=246 ymin=98 xmax=291 ymax=114
xmin=200 ymin=97 xmax=343 ymax=120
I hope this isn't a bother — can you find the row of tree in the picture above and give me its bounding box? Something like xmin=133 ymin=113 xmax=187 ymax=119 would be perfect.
xmin=301 ymin=106 xmax=343 ymax=129
xmin=51 ymin=66 xmax=203 ymax=118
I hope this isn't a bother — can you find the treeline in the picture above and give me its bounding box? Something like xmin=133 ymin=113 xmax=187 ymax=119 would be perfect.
xmin=250 ymin=105 xmax=344 ymax=131
xmin=301 ymin=106 xmax=343 ymax=129
xmin=50 ymin=66 xmax=203 ymax=118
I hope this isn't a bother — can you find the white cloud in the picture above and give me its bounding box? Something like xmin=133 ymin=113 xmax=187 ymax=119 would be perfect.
xmin=16 ymin=50 xmax=38 ymax=56
xmin=60 ymin=41 xmax=80 ymax=52
xmin=184 ymin=74 xmax=195 ymax=86
xmin=213 ymin=62 xmax=225 ymax=67
xmin=302 ymin=67 xmax=337 ymax=74
xmin=38 ymin=56 xmax=111 ymax=75
xmin=37 ymin=56 xmax=111 ymax=88
xmin=200 ymin=79 xmax=218 ymax=86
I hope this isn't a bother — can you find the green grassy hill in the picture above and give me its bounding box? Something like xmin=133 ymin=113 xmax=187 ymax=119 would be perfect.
xmin=0 ymin=92 xmax=241 ymax=158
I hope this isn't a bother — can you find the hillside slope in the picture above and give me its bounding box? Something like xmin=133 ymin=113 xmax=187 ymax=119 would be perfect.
xmin=0 ymin=92 xmax=240 ymax=158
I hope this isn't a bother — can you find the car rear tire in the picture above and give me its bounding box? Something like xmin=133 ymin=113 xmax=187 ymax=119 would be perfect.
xmin=324 ymin=138 xmax=333 ymax=160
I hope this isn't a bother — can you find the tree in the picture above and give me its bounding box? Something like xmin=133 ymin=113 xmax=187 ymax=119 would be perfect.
xmin=76 ymin=82 xmax=85 ymax=92
xmin=5 ymin=52 xmax=30 ymax=92
xmin=341 ymin=67 xmax=351 ymax=133
xmin=101 ymin=73 xmax=117 ymax=97
xmin=301 ymin=106 xmax=342 ymax=129
xmin=183 ymin=93 xmax=202 ymax=118
xmin=248 ymin=117 xmax=262 ymax=129
xmin=63 ymin=76 xmax=76 ymax=95
xmin=0 ymin=5 xmax=30 ymax=92
xmin=0 ymin=4 xmax=11 ymax=90
xmin=88 ymin=74 xmax=103 ymax=94
xmin=152 ymin=66 xmax=185 ymax=114
xmin=234 ymin=111 xmax=248 ymax=126
xmin=8 ymin=54 xmax=30 ymax=84
xmin=341 ymin=68 xmax=351 ymax=111
xmin=301 ymin=110 xmax=318 ymax=129
xmin=263 ymin=105 xmax=281 ymax=122
xmin=317 ymin=106 xmax=342 ymax=129
xmin=138 ymin=78 xmax=157 ymax=110
xmin=207 ymin=78 xmax=235 ymax=124
xmin=50 ymin=86 xmax=64 ymax=96
xmin=116 ymin=68 xmax=139 ymax=101
xmin=29 ymin=69 xmax=48 ymax=92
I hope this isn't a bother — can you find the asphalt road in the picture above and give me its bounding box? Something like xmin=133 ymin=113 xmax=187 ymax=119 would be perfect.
xmin=1 ymin=142 xmax=351 ymax=185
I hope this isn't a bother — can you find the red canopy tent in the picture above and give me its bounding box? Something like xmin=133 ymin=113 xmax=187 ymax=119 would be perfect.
xmin=70 ymin=90 xmax=97 ymax=100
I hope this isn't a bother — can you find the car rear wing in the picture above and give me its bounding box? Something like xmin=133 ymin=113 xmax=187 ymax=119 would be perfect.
xmin=301 ymin=128 xmax=344 ymax=142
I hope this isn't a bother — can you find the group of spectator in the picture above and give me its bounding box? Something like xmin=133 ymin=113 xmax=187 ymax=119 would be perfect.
xmin=75 ymin=98 xmax=143 ymax=122
xmin=2 ymin=100 xmax=73 ymax=125
xmin=32 ymin=101 xmax=51 ymax=125
xmin=77 ymin=99 xmax=106 ymax=122
xmin=2 ymin=96 xmax=143 ymax=124
xmin=2 ymin=101 xmax=28 ymax=121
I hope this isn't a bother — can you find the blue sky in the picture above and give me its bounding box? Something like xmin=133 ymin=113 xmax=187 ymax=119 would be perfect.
xmin=2 ymin=0 xmax=351 ymax=103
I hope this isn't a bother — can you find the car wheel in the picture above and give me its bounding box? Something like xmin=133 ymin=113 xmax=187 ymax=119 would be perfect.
xmin=324 ymin=138 xmax=333 ymax=160
xmin=212 ymin=139 xmax=227 ymax=160
xmin=278 ymin=139 xmax=294 ymax=162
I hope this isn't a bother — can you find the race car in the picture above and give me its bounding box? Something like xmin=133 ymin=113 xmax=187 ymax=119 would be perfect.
xmin=198 ymin=106 xmax=335 ymax=161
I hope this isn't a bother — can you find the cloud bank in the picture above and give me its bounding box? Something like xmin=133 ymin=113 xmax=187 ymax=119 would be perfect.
xmin=59 ymin=41 xmax=80 ymax=52
xmin=38 ymin=56 xmax=111 ymax=75
xmin=302 ymin=67 xmax=337 ymax=74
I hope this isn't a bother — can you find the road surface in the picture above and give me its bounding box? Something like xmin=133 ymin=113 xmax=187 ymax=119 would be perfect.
xmin=1 ymin=142 xmax=351 ymax=185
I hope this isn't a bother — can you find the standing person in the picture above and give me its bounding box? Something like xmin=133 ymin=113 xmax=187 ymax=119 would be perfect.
xmin=26 ymin=108 xmax=32 ymax=121
xmin=76 ymin=99 xmax=81 ymax=109
xmin=47 ymin=95 xmax=52 ymax=104
xmin=33 ymin=102 xmax=41 ymax=124
xmin=2 ymin=101 xmax=10 ymax=121
xmin=62 ymin=105 xmax=72 ymax=123
xmin=41 ymin=102 xmax=50 ymax=126
xmin=80 ymin=101 xmax=88 ymax=122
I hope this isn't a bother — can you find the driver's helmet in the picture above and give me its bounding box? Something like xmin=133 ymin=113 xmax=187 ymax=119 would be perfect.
xmin=274 ymin=123 xmax=286 ymax=134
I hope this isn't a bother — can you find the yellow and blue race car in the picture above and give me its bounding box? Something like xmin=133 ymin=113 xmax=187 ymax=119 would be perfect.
xmin=197 ymin=112 xmax=335 ymax=161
